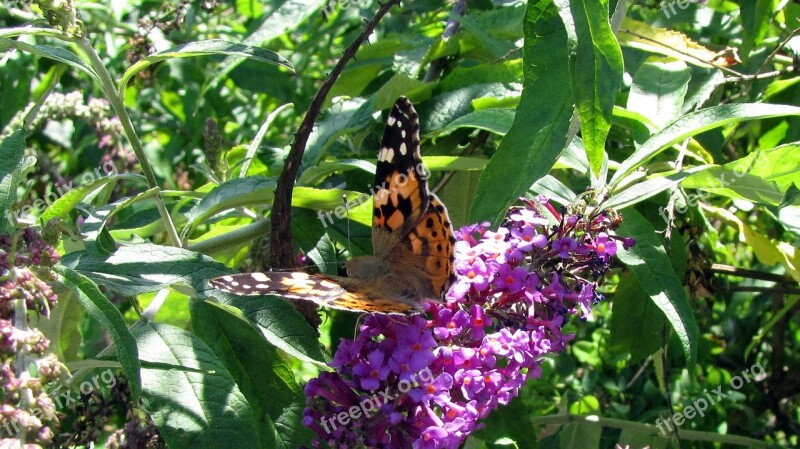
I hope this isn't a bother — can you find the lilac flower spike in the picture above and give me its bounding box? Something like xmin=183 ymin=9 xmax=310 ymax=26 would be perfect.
xmin=303 ymin=198 xmax=632 ymax=448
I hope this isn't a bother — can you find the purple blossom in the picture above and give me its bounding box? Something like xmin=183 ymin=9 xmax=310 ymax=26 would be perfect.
xmin=592 ymin=232 xmax=618 ymax=260
xmin=551 ymin=236 xmax=578 ymax=258
xmin=302 ymin=198 xmax=633 ymax=448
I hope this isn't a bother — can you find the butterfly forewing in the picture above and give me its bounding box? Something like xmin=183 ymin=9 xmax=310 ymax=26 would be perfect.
xmin=373 ymin=97 xmax=429 ymax=242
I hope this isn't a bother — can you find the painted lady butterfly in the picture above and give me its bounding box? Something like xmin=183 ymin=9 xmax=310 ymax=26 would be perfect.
xmin=209 ymin=97 xmax=456 ymax=314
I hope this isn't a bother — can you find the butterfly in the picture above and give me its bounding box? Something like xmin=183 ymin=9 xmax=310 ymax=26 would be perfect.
xmin=209 ymin=97 xmax=456 ymax=314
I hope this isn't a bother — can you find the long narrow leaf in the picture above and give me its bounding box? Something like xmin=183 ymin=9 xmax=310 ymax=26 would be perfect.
xmin=610 ymin=103 xmax=800 ymax=187
xmin=53 ymin=265 xmax=141 ymax=398
xmin=120 ymin=39 xmax=294 ymax=92
xmin=615 ymin=210 xmax=697 ymax=366
xmin=469 ymin=0 xmax=574 ymax=223
xmin=557 ymin=0 xmax=624 ymax=175
xmin=0 ymin=39 xmax=99 ymax=82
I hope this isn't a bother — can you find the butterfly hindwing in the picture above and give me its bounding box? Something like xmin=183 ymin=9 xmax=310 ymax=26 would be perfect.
xmin=399 ymin=193 xmax=457 ymax=297
xmin=210 ymin=272 xmax=415 ymax=314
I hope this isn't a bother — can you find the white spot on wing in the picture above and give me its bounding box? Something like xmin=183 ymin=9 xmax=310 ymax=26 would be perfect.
xmin=252 ymin=272 xmax=269 ymax=282
xmin=399 ymin=142 xmax=407 ymax=155
xmin=381 ymin=148 xmax=395 ymax=162
xmin=401 ymin=129 xmax=406 ymax=138
xmin=387 ymin=116 xmax=396 ymax=126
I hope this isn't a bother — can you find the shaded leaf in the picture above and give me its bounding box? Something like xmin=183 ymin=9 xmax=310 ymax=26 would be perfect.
xmin=0 ymin=130 xmax=26 ymax=234
xmin=133 ymin=322 xmax=259 ymax=449
xmin=121 ymin=39 xmax=294 ymax=91
xmin=54 ymin=265 xmax=141 ymax=398
xmin=615 ymin=209 xmax=697 ymax=365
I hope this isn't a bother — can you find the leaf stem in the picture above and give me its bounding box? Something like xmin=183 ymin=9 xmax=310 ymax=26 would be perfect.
xmin=73 ymin=38 xmax=182 ymax=247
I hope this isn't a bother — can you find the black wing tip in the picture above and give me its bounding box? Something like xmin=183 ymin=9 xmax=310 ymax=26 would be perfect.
xmin=390 ymin=96 xmax=417 ymax=120
xmin=393 ymin=95 xmax=412 ymax=108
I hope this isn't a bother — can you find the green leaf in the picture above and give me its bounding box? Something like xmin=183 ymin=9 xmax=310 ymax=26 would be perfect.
xmin=34 ymin=282 xmax=84 ymax=363
xmin=121 ymin=39 xmax=294 ymax=92
xmin=615 ymin=209 xmax=697 ymax=366
xmin=680 ymin=167 xmax=785 ymax=206
xmin=0 ymin=130 xmax=26 ymax=234
xmin=456 ymin=13 xmax=514 ymax=60
xmin=558 ymin=420 xmax=602 ymax=448
xmin=78 ymin=188 xmax=160 ymax=239
xmin=423 ymin=156 xmax=488 ymax=172
xmin=292 ymin=186 xmax=372 ymax=227
xmin=469 ymin=1 xmax=574 ymax=224
xmin=726 ymin=143 xmax=800 ymax=192
xmin=299 ymin=159 xmax=376 ymax=185
xmin=60 ymin=242 xmax=231 ymax=296
xmin=191 ymin=300 xmax=313 ymax=448
xmin=420 ymin=84 xmax=520 ymax=134
xmin=557 ymin=0 xmax=624 ymax=175
xmin=609 ymin=273 xmax=664 ymax=363
xmin=0 ymin=39 xmax=99 ymax=82
xmin=740 ymin=0 xmax=778 ymax=54
xmin=211 ymin=293 xmax=329 ymax=366
xmin=132 ymin=322 xmax=259 ymax=449
xmin=472 ymin=396 xmax=536 ymax=449
xmin=204 ymin=0 xmax=323 ymax=95
xmin=531 ymin=175 xmax=578 ymax=206
xmin=39 ymin=173 xmax=145 ymax=223
xmin=627 ymin=58 xmax=692 ymax=128
xmin=53 ymin=265 xmax=141 ymax=398
xmin=610 ymin=103 xmax=800 ymax=188
xmin=605 ymin=166 xmax=706 ymax=210
xmin=62 ymin=241 xmax=327 ymax=365
xmin=182 ymin=177 xmax=277 ymax=235
xmin=304 ymin=97 xmax=371 ymax=165
xmin=430 ymin=109 xmax=515 ymax=138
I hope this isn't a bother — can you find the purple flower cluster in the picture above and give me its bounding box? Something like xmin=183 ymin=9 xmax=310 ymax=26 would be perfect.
xmin=0 ymin=227 xmax=63 ymax=446
xmin=0 ymin=228 xmax=59 ymax=318
xmin=303 ymin=198 xmax=633 ymax=448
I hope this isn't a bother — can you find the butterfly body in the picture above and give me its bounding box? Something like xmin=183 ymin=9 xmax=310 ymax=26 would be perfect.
xmin=210 ymin=97 xmax=455 ymax=314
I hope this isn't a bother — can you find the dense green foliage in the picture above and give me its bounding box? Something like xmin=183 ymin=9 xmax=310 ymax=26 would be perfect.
xmin=1 ymin=0 xmax=799 ymax=448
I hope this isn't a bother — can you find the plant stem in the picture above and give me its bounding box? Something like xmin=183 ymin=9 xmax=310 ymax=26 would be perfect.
xmin=708 ymin=263 xmax=795 ymax=284
xmin=74 ymin=38 xmax=182 ymax=247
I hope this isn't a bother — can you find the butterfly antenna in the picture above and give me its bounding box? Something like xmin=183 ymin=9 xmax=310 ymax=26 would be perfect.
xmin=342 ymin=194 xmax=353 ymax=257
